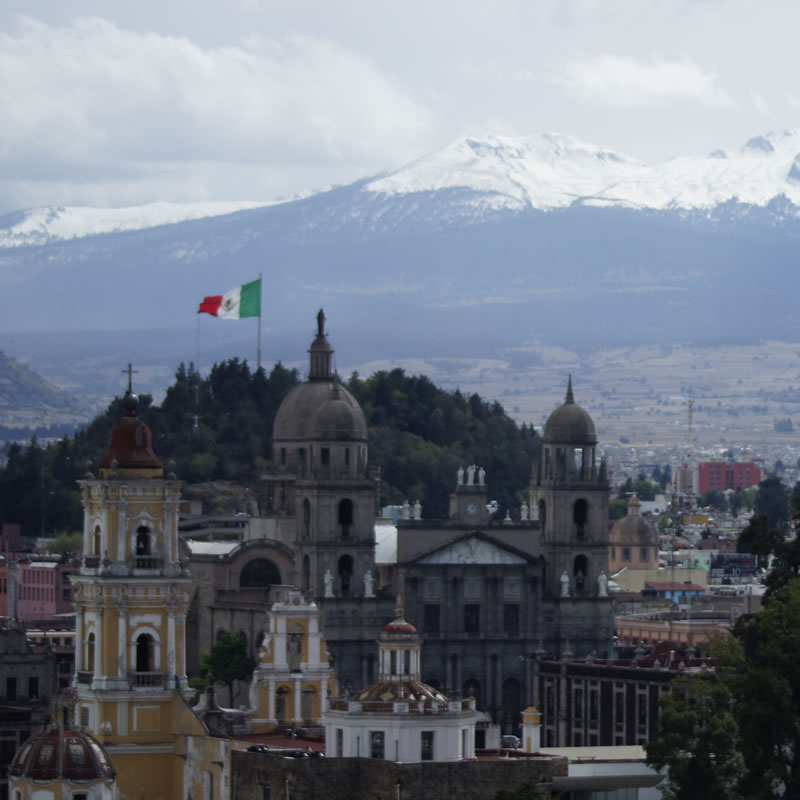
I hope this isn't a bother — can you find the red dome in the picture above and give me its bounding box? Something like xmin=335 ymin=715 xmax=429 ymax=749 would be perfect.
xmin=381 ymin=618 xmax=417 ymax=634
xmin=99 ymin=393 xmax=161 ymax=471
xmin=10 ymin=726 xmax=115 ymax=782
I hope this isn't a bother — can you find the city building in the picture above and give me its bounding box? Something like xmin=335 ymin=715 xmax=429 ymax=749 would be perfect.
xmin=697 ymin=461 xmax=761 ymax=494
xmin=322 ymin=602 xmax=478 ymax=762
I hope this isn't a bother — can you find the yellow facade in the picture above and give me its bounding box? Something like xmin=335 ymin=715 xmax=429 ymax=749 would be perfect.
xmin=69 ymin=401 xmax=232 ymax=800
xmin=249 ymin=590 xmax=337 ymax=732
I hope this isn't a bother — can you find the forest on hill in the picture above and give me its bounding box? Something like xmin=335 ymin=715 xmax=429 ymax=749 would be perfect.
xmin=0 ymin=359 xmax=540 ymax=538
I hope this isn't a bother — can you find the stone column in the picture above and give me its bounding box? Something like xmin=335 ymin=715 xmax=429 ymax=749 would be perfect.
xmin=293 ymin=677 xmax=302 ymax=725
xmin=75 ymin=602 xmax=84 ymax=673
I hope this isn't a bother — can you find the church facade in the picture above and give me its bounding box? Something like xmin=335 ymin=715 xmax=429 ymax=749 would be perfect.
xmin=186 ymin=312 xmax=614 ymax=734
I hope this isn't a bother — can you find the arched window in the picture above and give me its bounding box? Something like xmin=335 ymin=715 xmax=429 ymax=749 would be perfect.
xmin=538 ymin=500 xmax=547 ymax=532
xmin=338 ymin=555 xmax=353 ymax=594
xmin=136 ymin=526 xmax=151 ymax=555
xmin=573 ymin=554 xmax=589 ymax=593
xmin=93 ymin=525 xmax=101 ymax=555
xmin=135 ymin=633 xmax=155 ymax=673
xmin=239 ymin=558 xmax=282 ymax=588
xmin=303 ymin=499 xmax=311 ymax=540
xmin=338 ymin=499 xmax=354 ymax=537
xmin=573 ymin=499 xmax=588 ymax=538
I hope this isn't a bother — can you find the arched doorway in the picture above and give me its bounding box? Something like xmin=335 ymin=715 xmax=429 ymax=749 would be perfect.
xmin=338 ymin=555 xmax=353 ymax=594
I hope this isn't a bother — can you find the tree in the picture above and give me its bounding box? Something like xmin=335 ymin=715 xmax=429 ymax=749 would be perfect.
xmin=754 ymin=476 xmax=789 ymax=530
xmin=699 ymin=489 xmax=728 ymax=512
xmin=727 ymin=579 xmax=800 ymax=799
xmin=199 ymin=631 xmax=256 ymax=706
xmin=646 ymin=674 xmax=745 ymax=800
xmin=737 ymin=513 xmax=800 ymax=597
xmin=609 ymin=498 xmax=628 ymax=521
xmin=46 ymin=531 xmax=83 ymax=555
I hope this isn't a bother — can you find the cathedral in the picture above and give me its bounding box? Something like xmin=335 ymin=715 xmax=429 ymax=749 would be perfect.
xmin=186 ymin=311 xmax=614 ymax=733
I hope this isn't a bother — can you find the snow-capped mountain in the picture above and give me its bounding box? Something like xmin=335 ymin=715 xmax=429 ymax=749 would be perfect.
xmin=2 ymin=129 xmax=800 ymax=393
xmin=3 ymin=130 xmax=800 ymax=249
xmin=0 ymin=200 xmax=272 ymax=248
xmin=366 ymin=130 xmax=800 ymax=212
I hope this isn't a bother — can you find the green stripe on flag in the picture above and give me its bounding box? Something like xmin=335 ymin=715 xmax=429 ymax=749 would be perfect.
xmin=239 ymin=278 xmax=261 ymax=318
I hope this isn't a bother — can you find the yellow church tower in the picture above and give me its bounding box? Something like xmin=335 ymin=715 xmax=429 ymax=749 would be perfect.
xmin=72 ymin=388 xmax=230 ymax=800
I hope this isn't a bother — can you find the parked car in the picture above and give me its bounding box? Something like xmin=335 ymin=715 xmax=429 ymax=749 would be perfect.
xmin=501 ymin=735 xmax=520 ymax=749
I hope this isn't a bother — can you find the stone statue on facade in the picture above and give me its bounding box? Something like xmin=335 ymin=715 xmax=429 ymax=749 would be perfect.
xmin=466 ymin=465 xmax=476 ymax=486
xmin=413 ymin=500 xmax=422 ymax=520
xmin=457 ymin=466 xmax=464 ymax=486
xmin=478 ymin=467 xmax=485 ymax=486
xmin=520 ymin=503 xmax=529 ymax=521
xmin=324 ymin=569 xmax=334 ymax=598
xmin=363 ymin=570 xmax=375 ymax=597
xmin=560 ymin=570 xmax=570 ymax=598
xmin=597 ymin=569 xmax=608 ymax=597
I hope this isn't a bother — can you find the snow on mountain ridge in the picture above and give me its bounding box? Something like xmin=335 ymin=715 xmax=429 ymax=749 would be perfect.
xmin=365 ymin=130 xmax=800 ymax=213
xmin=0 ymin=200 xmax=273 ymax=248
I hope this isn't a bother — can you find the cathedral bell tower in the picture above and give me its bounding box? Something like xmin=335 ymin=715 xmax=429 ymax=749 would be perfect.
xmin=268 ymin=311 xmax=380 ymax=600
xmin=71 ymin=390 xmax=208 ymax=799
xmin=529 ymin=377 xmax=610 ymax=603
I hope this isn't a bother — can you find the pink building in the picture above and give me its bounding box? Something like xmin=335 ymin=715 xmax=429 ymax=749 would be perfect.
xmin=14 ymin=559 xmax=76 ymax=622
xmin=698 ymin=461 xmax=761 ymax=494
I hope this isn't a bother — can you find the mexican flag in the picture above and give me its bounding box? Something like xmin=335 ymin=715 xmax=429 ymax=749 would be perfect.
xmin=198 ymin=278 xmax=261 ymax=319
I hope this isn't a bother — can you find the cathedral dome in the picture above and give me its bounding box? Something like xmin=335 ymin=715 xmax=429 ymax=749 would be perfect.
xmin=273 ymin=310 xmax=367 ymax=443
xmin=99 ymin=392 xmax=162 ymax=471
xmin=274 ymin=382 xmax=367 ymax=442
xmin=543 ymin=377 xmax=596 ymax=445
xmin=10 ymin=726 xmax=115 ymax=783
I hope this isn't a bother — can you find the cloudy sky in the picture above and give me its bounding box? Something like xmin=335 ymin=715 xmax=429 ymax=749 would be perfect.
xmin=0 ymin=0 xmax=798 ymax=214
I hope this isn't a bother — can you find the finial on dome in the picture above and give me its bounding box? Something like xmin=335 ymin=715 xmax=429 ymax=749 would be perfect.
xmin=565 ymin=375 xmax=574 ymax=404
xmin=317 ymin=308 xmax=326 ymax=338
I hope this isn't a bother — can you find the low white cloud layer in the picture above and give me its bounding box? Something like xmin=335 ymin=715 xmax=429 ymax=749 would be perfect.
xmin=0 ymin=16 xmax=434 ymax=208
xmin=556 ymin=54 xmax=732 ymax=109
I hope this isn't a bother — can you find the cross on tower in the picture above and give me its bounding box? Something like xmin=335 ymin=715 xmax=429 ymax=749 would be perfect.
xmin=122 ymin=363 xmax=139 ymax=393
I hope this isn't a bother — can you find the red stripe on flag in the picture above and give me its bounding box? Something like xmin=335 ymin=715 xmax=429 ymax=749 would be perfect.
xmin=198 ymin=295 xmax=223 ymax=316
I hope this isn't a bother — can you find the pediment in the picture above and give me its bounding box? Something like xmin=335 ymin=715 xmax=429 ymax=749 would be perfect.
xmin=416 ymin=535 xmax=527 ymax=565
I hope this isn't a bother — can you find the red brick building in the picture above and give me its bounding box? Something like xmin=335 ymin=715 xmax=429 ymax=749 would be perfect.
xmin=697 ymin=461 xmax=761 ymax=494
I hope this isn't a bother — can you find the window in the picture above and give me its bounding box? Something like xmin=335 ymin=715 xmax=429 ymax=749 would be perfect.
xmin=62 ymin=588 xmax=71 ymax=601
xmin=370 ymin=731 xmax=384 ymax=759
xmin=622 ymin=547 xmax=631 ymax=562
xmin=321 ymin=447 xmax=330 ymax=466
xmin=611 ymin=546 xmax=616 ymax=560
xmin=640 ymin=547 xmax=649 ymax=562
xmin=338 ymin=499 xmax=354 ymax=537
xmin=464 ymin=604 xmax=480 ymax=633
xmin=6 ymin=677 xmax=16 ymax=701
xmin=336 ymin=728 xmax=343 ymax=758
xmin=503 ymin=604 xmax=519 ymax=635
xmin=280 ymin=447 xmax=286 ymax=466
xmin=80 ymin=705 xmax=89 ymax=727
xmin=424 ymin=604 xmax=440 ymax=633
xmin=421 ymin=731 xmax=434 ymax=761
xmin=28 ymin=677 xmax=38 ymax=699
xmin=344 ymin=448 xmax=350 ymax=467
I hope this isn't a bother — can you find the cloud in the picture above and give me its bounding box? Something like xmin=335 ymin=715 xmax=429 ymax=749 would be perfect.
xmin=555 ymin=54 xmax=733 ymax=109
xmin=0 ymin=16 xmax=435 ymax=208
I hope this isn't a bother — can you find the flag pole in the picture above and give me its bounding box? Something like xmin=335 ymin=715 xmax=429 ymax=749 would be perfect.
xmin=257 ymin=272 xmax=262 ymax=371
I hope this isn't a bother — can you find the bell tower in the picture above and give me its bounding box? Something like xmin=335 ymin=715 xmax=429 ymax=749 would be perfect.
xmin=71 ymin=390 xmax=216 ymax=799
xmin=530 ymin=377 xmax=610 ymax=603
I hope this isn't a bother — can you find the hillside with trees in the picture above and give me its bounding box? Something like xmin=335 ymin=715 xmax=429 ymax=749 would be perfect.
xmin=0 ymin=360 xmax=539 ymax=538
